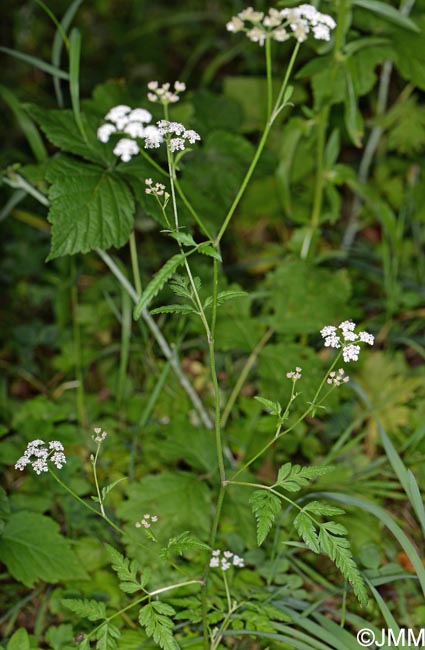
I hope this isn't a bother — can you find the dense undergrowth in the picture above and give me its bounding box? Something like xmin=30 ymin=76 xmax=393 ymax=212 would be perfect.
xmin=1 ymin=1 xmax=425 ymax=649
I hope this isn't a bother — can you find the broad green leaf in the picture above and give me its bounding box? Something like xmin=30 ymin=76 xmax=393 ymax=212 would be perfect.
xmin=160 ymin=531 xmax=210 ymax=561
xmin=6 ymin=629 xmax=30 ymax=650
xmin=117 ymin=472 xmax=211 ymax=536
xmin=62 ymin=598 xmax=107 ymax=621
xmin=0 ymin=511 xmax=88 ymax=587
xmin=389 ymin=17 xmax=425 ymax=90
xmin=265 ymin=259 xmax=351 ymax=335
xmin=293 ymin=511 xmax=320 ymax=553
xmin=139 ymin=602 xmax=179 ymax=650
xmin=28 ymin=105 xmax=112 ymax=165
xmin=275 ymin=463 xmax=334 ymax=492
xmin=46 ymin=155 xmax=135 ymax=259
xmin=133 ymin=254 xmax=185 ymax=320
xmin=250 ymin=490 xmax=282 ymax=546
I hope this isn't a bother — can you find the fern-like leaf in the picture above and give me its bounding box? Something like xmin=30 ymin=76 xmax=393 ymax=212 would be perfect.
xmin=293 ymin=511 xmax=320 ymax=553
xmin=150 ymin=304 xmax=197 ymax=316
xmin=196 ymin=242 xmax=222 ymax=261
xmin=160 ymin=531 xmax=210 ymax=561
xmin=139 ymin=602 xmax=180 ymax=650
xmin=95 ymin=622 xmax=121 ymax=650
xmin=250 ymin=490 xmax=281 ymax=546
xmin=318 ymin=527 xmax=368 ymax=606
xmin=62 ymin=598 xmax=106 ymax=621
xmin=274 ymin=463 xmax=334 ymax=492
xmin=133 ymin=254 xmax=185 ymax=320
xmin=203 ymin=290 xmax=247 ymax=310
xmin=106 ymin=544 xmax=148 ymax=593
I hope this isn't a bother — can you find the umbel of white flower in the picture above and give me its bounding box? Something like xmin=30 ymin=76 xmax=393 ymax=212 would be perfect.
xmin=15 ymin=439 xmax=66 ymax=475
xmin=97 ymin=104 xmax=164 ymax=162
xmin=227 ymin=4 xmax=336 ymax=46
xmin=320 ymin=320 xmax=374 ymax=362
xmin=209 ymin=549 xmax=245 ymax=571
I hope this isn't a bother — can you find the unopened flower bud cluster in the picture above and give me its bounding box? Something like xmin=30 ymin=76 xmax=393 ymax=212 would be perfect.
xmin=135 ymin=513 xmax=158 ymax=529
xmin=15 ymin=440 xmax=66 ymax=475
xmin=327 ymin=368 xmax=349 ymax=386
xmin=92 ymin=427 xmax=108 ymax=443
xmin=320 ymin=320 xmax=374 ymax=363
xmin=147 ymin=80 xmax=186 ymax=104
xmin=227 ymin=4 xmax=336 ymax=46
xmin=209 ymin=549 xmax=245 ymax=571
xmin=286 ymin=367 xmax=302 ymax=381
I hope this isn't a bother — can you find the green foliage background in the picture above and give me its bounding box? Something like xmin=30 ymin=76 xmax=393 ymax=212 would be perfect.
xmin=1 ymin=0 xmax=425 ymax=648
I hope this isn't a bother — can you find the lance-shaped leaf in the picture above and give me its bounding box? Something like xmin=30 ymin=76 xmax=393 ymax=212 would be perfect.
xmin=46 ymin=155 xmax=135 ymax=259
xmin=133 ymin=254 xmax=185 ymax=320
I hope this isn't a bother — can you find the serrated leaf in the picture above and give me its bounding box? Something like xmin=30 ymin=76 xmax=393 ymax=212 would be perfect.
xmin=197 ymin=243 xmax=222 ymax=261
xmin=46 ymin=155 xmax=134 ymax=259
xmin=322 ymin=521 xmax=348 ymax=536
xmin=133 ymin=254 xmax=185 ymax=320
xmin=6 ymin=628 xmax=30 ymax=650
xmin=150 ymin=304 xmax=197 ymax=316
xmin=319 ymin=528 xmax=368 ymax=606
xmin=293 ymin=511 xmax=320 ymax=553
xmin=101 ymin=477 xmax=127 ymax=502
xmin=28 ymin=105 xmax=111 ymax=165
xmin=160 ymin=531 xmax=210 ymax=561
xmin=254 ymin=396 xmax=281 ymax=415
xmin=62 ymin=598 xmax=107 ymax=622
xmin=139 ymin=603 xmax=179 ymax=650
xmin=250 ymin=490 xmax=281 ymax=546
xmin=105 ymin=544 xmax=146 ymax=593
xmin=95 ymin=622 xmax=121 ymax=650
xmin=0 ymin=511 xmax=87 ymax=587
xmin=275 ymin=463 xmax=334 ymax=492
xmin=203 ymin=290 xmax=248 ymax=310
xmin=168 ymin=231 xmax=197 ymax=247
xmin=303 ymin=501 xmax=345 ymax=517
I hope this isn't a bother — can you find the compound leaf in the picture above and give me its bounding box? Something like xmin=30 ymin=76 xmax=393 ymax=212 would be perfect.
xmin=250 ymin=490 xmax=281 ymax=546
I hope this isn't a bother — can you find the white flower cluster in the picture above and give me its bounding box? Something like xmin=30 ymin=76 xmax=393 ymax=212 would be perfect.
xmin=147 ymin=80 xmax=186 ymax=104
xmin=321 ymin=320 xmax=374 ymax=363
xmin=146 ymin=120 xmax=201 ymax=153
xmin=97 ymin=104 xmax=163 ymax=162
xmin=135 ymin=513 xmax=158 ymax=529
xmin=92 ymin=427 xmax=108 ymax=443
xmin=327 ymin=368 xmax=350 ymax=386
xmin=209 ymin=549 xmax=245 ymax=571
xmin=286 ymin=366 xmax=302 ymax=380
xmin=226 ymin=4 xmax=336 ymax=46
xmin=15 ymin=439 xmax=66 ymax=475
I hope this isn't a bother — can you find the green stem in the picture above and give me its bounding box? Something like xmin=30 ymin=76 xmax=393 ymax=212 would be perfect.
xmin=49 ymin=469 xmax=124 ymax=536
xmin=129 ymin=231 xmax=142 ymax=297
xmin=91 ymin=445 xmax=105 ymax=517
xmin=265 ymin=37 xmax=273 ymax=120
xmin=222 ymin=570 xmax=232 ymax=614
xmin=70 ymin=258 xmax=86 ymax=428
xmin=215 ymin=42 xmax=300 ymax=245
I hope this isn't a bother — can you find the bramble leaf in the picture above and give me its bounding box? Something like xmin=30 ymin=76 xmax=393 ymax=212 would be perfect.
xmin=133 ymin=254 xmax=185 ymax=320
xmin=0 ymin=511 xmax=87 ymax=587
xmin=46 ymin=155 xmax=134 ymax=259
xmin=250 ymin=490 xmax=281 ymax=546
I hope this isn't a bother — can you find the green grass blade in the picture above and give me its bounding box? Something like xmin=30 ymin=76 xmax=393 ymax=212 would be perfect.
xmin=52 ymin=0 xmax=83 ymax=107
xmin=0 ymin=85 xmax=47 ymax=161
xmin=117 ymin=289 xmax=132 ymax=407
xmin=0 ymin=190 xmax=26 ymax=222
xmin=68 ymin=28 xmax=85 ymax=138
xmin=311 ymin=491 xmax=425 ymax=597
xmin=352 ymin=0 xmax=419 ymax=31
xmin=35 ymin=0 xmax=69 ymax=50
xmin=0 ymin=46 xmax=69 ymax=80
xmin=364 ymin=577 xmax=400 ymax=631
xmin=276 ymin=609 xmax=358 ymax=650
xmin=222 ymin=629 xmax=323 ymax=650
